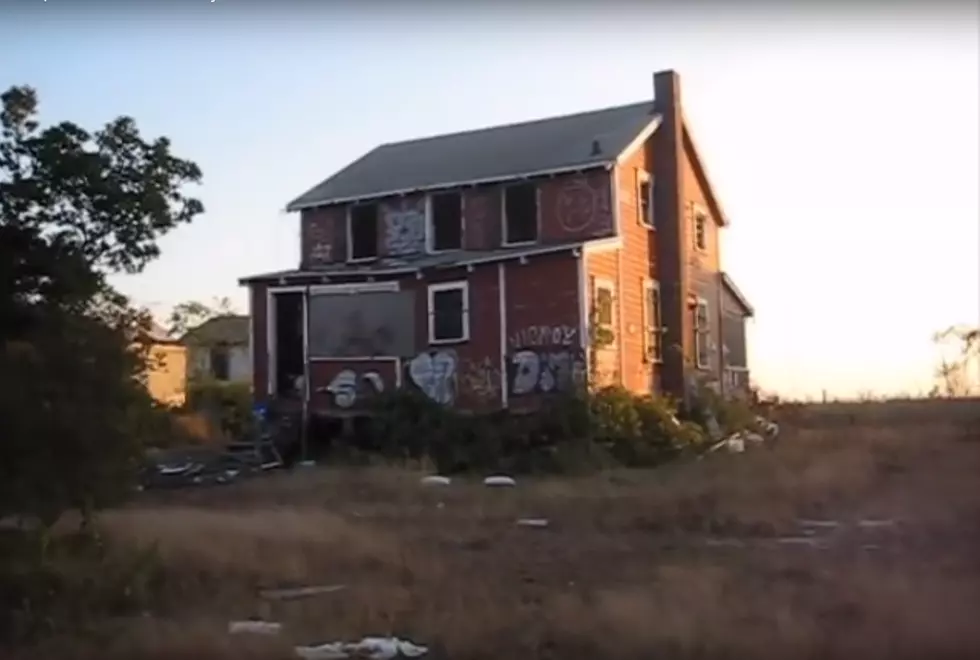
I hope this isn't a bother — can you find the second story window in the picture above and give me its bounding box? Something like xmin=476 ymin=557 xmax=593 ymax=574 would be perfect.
xmin=503 ymin=183 xmax=538 ymax=245
xmin=429 ymin=192 xmax=463 ymax=252
xmin=694 ymin=206 xmax=708 ymax=251
xmin=348 ymin=203 xmax=379 ymax=261
xmin=637 ymin=170 xmax=654 ymax=228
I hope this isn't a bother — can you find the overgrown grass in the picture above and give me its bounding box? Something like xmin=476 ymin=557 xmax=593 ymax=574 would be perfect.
xmin=5 ymin=410 xmax=980 ymax=659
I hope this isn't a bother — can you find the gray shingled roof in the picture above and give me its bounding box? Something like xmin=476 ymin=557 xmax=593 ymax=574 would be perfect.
xmin=287 ymin=101 xmax=659 ymax=211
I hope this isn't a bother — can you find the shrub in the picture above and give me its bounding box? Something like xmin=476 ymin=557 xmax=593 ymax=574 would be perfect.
xmin=359 ymin=386 xmax=703 ymax=475
xmin=184 ymin=378 xmax=254 ymax=441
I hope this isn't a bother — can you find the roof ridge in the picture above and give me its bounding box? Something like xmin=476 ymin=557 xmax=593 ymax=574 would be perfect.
xmin=376 ymin=99 xmax=653 ymax=149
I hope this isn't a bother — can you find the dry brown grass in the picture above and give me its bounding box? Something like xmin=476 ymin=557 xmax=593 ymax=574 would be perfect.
xmin=21 ymin=412 xmax=980 ymax=660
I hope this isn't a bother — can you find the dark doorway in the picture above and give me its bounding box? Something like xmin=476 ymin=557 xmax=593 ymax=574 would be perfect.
xmin=273 ymin=291 xmax=304 ymax=398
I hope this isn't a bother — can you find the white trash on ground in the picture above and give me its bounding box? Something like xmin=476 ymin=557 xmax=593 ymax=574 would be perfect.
xmin=516 ymin=518 xmax=549 ymax=528
xmin=420 ymin=475 xmax=451 ymax=486
xmin=483 ymin=475 xmax=516 ymax=487
xmin=295 ymin=636 xmax=428 ymax=660
xmin=228 ymin=620 xmax=282 ymax=635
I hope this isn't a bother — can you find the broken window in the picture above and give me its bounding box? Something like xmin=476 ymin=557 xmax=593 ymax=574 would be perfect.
xmin=694 ymin=207 xmax=708 ymax=251
xmin=428 ymin=281 xmax=469 ymax=343
xmin=348 ymin=203 xmax=378 ymax=260
xmin=643 ymin=280 xmax=663 ymax=362
xmin=694 ymin=298 xmax=710 ymax=369
xmin=503 ymin=183 xmax=538 ymax=245
xmin=209 ymin=345 xmax=230 ymax=381
xmin=429 ymin=192 xmax=463 ymax=252
xmin=637 ymin=171 xmax=654 ymax=228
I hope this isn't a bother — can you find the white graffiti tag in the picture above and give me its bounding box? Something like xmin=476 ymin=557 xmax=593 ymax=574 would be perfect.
xmin=324 ymin=369 xmax=385 ymax=408
xmin=409 ymin=350 xmax=457 ymax=405
xmin=509 ymin=324 xmax=577 ymax=349
xmin=510 ymin=350 xmax=585 ymax=396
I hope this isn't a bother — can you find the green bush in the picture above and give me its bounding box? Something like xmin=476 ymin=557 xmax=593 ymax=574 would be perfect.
xmin=357 ymin=386 xmax=705 ymax=475
xmin=185 ymin=378 xmax=254 ymax=441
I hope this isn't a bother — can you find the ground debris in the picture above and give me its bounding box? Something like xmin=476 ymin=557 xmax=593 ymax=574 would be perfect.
xmin=295 ymin=636 xmax=428 ymax=659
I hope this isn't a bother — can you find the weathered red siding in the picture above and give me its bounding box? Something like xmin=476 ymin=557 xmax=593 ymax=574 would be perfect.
xmin=300 ymin=207 xmax=346 ymax=267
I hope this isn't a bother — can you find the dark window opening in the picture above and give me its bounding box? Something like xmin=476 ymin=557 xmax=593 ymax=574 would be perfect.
xmin=504 ymin=183 xmax=538 ymax=244
xmin=638 ymin=173 xmax=654 ymax=228
xmin=274 ymin=291 xmax=305 ymax=398
xmin=349 ymin=204 xmax=378 ymax=260
xmin=431 ymin=192 xmax=463 ymax=251
xmin=209 ymin=345 xmax=230 ymax=381
xmin=429 ymin=284 xmax=468 ymax=343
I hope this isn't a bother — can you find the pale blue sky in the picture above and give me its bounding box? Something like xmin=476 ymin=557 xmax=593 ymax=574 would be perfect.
xmin=2 ymin=3 xmax=978 ymax=398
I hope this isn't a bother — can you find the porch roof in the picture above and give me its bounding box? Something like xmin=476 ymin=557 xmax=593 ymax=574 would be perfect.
xmin=238 ymin=239 xmax=606 ymax=286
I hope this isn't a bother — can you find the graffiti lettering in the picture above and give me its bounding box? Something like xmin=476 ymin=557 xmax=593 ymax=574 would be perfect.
xmin=309 ymin=241 xmax=332 ymax=264
xmin=509 ymin=324 xmax=577 ymax=349
xmin=556 ymin=176 xmax=612 ymax=235
xmin=322 ymin=369 xmax=385 ymax=408
xmin=409 ymin=350 xmax=457 ymax=405
xmin=508 ymin=349 xmax=586 ymax=396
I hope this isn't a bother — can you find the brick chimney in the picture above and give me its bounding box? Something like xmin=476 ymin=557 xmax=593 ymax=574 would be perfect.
xmin=652 ymin=70 xmax=691 ymax=403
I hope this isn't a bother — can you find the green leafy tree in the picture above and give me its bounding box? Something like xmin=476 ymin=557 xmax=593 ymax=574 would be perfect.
xmin=166 ymin=296 xmax=236 ymax=338
xmin=0 ymin=85 xmax=204 ymax=530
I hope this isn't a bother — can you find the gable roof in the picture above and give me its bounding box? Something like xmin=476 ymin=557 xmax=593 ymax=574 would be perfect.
xmin=180 ymin=315 xmax=249 ymax=346
xmin=287 ymin=101 xmax=660 ymax=211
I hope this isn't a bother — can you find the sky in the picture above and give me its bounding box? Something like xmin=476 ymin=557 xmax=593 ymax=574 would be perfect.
xmin=1 ymin=1 xmax=978 ymax=399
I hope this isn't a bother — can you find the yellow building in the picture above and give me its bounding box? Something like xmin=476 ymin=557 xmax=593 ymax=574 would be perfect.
xmin=142 ymin=323 xmax=188 ymax=407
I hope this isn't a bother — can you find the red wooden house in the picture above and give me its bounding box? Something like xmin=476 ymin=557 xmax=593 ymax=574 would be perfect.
xmin=240 ymin=69 xmax=754 ymax=416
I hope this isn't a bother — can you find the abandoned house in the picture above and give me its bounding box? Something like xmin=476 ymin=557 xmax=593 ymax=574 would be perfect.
xmin=181 ymin=315 xmax=252 ymax=385
xmin=239 ymin=69 xmax=754 ymax=416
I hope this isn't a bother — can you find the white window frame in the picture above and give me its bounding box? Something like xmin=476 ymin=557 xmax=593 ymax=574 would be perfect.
xmin=426 ymin=191 xmax=465 ymax=254
xmin=693 ymin=204 xmax=708 ymax=252
xmin=346 ymin=203 xmax=380 ymax=263
xmin=592 ymin=277 xmax=616 ymax=333
xmin=642 ymin=279 xmax=664 ymax=363
xmin=427 ymin=280 xmax=470 ymax=345
xmin=637 ymin=170 xmax=654 ymax=229
xmin=694 ymin=297 xmax=710 ymax=369
xmin=501 ymin=182 xmax=540 ymax=247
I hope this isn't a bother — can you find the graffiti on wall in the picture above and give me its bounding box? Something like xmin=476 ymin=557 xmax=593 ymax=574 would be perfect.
xmin=409 ymin=350 xmax=457 ymax=405
xmin=508 ymin=324 xmax=577 ymax=350
xmin=556 ymin=176 xmax=612 ymax=235
xmin=508 ymin=349 xmax=586 ymax=396
xmin=309 ymin=241 xmax=332 ymax=264
xmin=460 ymin=356 xmax=501 ymax=403
xmin=320 ymin=369 xmax=386 ymax=408
xmin=383 ymin=201 xmax=426 ymax=256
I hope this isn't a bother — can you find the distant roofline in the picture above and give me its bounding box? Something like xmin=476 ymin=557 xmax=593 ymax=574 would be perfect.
xmin=285 ymin=160 xmax=614 ymax=212
xmin=721 ymin=272 xmax=754 ymax=317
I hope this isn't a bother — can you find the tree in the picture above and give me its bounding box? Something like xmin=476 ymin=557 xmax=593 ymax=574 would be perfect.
xmin=166 ymin=296 xmax=236 ymax=338
xmin=931 ymin=325 xmax=980 ymax=397
xmin=0 ymin=85 xmax=204 ymax=528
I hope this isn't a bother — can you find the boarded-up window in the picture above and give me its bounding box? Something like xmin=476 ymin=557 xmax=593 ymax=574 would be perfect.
xmin=349 ymin=204 xmax=378 ymax=260
xmin=694 ymin=207 xmax=708 ymax=251
xmin=694 ymin=299 xmax=709 ymax=369
xmin=430 ymin=192 xmax=463 ymax=251
xmin=503 ymin=183 xmax=538 ymax=244
xmin=594 ymin=280 xmax=614 ymax=328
